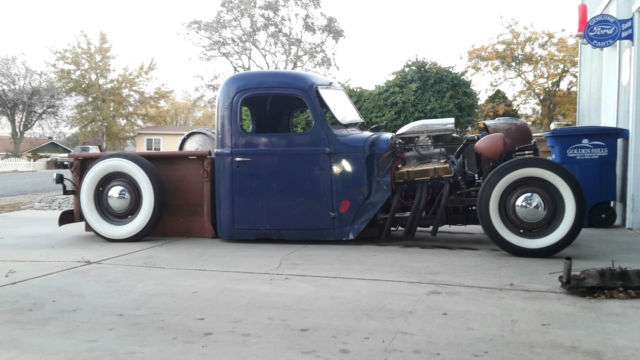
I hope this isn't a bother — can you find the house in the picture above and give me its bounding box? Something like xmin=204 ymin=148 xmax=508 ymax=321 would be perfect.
xmin=135 ymin=126 xmax=201 ymax=152
xmin=0 ymin=136 xmax=71 ymax=157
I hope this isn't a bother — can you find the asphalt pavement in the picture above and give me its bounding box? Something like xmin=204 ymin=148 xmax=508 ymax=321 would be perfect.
xmin=1 ymin=210 xmax=639 ymax=359
xmin=0 ymin=169 xmax=71 ymax=197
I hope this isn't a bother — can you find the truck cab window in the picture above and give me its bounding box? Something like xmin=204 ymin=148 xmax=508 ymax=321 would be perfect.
xmin=241 ymin=106 xmax=252 ymax=132
xmin=240 ymin=94 xmax=313 ymax=134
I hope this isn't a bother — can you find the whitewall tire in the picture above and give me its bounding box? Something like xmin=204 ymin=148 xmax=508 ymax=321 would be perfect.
xmin=79 ymin=153 xmax=165 ymax=241
xmin=478 ymin=157 xmax=585 ymax=257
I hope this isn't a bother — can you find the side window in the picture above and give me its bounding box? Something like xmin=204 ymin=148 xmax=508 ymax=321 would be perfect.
xmin=240 ymin=94 xmax=314 ymax=134
xmin=292 ymin=108 xmax=313 ymax=133
xmin=145 ymin=137 xmax=161 ymax=151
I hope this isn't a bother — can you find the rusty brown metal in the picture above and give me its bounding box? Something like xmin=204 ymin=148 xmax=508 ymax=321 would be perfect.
xmin=560 ymin=257 xmax=640 ymax=292
xmin=482 ymin=118 xmax=533 ymax=152
xmin=68 ymin=151 xmax=210 ymax=159
xmin=58 ymin=209 xmax=75 ymax=227
xmin=60 ymin=151 xmax=215 ymax=238
xmin=474 ymin=133 xmax=505 ymax=161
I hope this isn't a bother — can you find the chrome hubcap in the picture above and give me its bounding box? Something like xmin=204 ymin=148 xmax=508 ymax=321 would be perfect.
xmin=514 ymin=192 xmax=546 ymax=223
xmin=106 ymin=185 xmax=132 ymax=213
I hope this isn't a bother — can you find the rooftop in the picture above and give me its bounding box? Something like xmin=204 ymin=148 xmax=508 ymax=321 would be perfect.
xmin=0 ymin=136 xmax=70 ymax=154
xmin=136 ymin=126 xmax=202 ymax=134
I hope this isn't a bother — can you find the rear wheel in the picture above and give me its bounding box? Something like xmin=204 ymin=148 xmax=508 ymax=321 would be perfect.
xmin=589 ymin=202 xmax=616 ymax=228
xmin=79 ymin=153 xmax=165 ymax=241
xmin=478 ymin=157 xmax=585 ymax=257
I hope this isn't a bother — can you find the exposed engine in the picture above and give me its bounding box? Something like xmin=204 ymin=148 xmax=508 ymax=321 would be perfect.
xmin=393 ymin=118 xmax=457 ymax=182
xmin=380 ymin=117 xmax=540 ymax=243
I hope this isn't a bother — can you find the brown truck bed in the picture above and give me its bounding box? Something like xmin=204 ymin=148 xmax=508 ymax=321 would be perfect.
xmin=66 ymin=151 xmax=215 ymax=238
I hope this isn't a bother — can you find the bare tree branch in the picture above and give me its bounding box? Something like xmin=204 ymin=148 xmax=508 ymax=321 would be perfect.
xmin=0 ymin=56 xmax=63 ymax=155
xmin=186 ymin=0 xmax=344 ymax=74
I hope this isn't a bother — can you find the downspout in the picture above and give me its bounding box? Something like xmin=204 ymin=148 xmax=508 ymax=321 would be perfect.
xmin=627 ymin=2 xmax=640 ymax=229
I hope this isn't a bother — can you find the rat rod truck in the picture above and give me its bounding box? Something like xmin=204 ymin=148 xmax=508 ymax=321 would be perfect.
xmin=55 ymin=71 xmax=586 ymax=257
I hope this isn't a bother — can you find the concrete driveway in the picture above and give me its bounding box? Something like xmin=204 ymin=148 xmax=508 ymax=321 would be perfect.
xmin=1 ymin=210 xmax=639 ymax=359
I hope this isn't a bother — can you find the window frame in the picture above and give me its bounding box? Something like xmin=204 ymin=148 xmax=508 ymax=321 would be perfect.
xmin=144 ymin=137 xmax=162 ymax=152
xmin=238 ymin=93 xmax=315 ymax=135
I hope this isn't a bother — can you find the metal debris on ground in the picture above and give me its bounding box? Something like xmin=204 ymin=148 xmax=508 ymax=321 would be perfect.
xmin=559 ymin=257 xmax=640 ymax=299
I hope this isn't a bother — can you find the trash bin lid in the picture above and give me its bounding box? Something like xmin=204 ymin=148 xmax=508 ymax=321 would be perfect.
xmin=544 ymin=126 xmax=629 ymax=138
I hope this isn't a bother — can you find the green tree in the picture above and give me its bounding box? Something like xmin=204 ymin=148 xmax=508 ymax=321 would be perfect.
xmin=342 ymin=84 xmax=383 ymax=130
xmin=51 ymin=32 xmax=172 ymax=150
xmin=467 ymin=20 xmax=578 ymax=131
xmin=544 ymin=90 xmax=576 ymax=126
xmin=150 ymin=93 xmax=215 ymax=128
xmin=186 ymin=0 xmax=344 ymax=73
xmin=477 ymin=89 xmax=519 ymax=121
xmin=0 ymin=56 xmax=62 ymax=155
xmin=347 ymin=60 xmax=478 ymax=133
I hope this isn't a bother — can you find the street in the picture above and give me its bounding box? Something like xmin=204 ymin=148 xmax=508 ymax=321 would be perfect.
xmin=0 ymin=169 xmax=71 ymax=197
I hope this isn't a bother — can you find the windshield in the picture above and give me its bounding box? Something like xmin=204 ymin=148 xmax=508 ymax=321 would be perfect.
xmin=318 ymin=87 xmax=364 ymax=125
xmin=73 ymin=145 xmax=98 ymax=153
xmin=73 ymin=146 xmax=90 ymax=152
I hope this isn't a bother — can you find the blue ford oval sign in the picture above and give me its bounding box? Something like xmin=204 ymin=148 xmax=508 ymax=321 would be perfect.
xmin=585 ymin=14 xmax=620 ymax=48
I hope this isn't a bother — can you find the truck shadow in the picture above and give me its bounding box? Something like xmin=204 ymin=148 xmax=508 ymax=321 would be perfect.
xmin=221 ymin=227 xmax=498 ymax=252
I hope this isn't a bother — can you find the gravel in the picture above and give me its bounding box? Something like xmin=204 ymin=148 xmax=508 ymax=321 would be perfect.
xmin=24 ymin=192 xmax=74 ymax=211
xmin=0 ymin=192 xmax=73 ymax=213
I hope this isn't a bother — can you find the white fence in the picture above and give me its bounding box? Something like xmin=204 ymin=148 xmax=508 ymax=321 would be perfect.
xmin=0 ymin=158 xmax=48 ymax=172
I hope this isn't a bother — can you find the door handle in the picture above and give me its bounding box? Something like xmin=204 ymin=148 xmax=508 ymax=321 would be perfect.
xmin=234 ymin=157 xmax=251 ymax=162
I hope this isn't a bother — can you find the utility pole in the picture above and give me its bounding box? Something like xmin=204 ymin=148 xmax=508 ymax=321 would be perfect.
xmin=102 ymin=122 xmax=107 ymax=151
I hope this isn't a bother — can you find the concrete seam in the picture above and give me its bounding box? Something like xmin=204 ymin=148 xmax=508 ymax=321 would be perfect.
xmin=0 ymin=240 xmax=178 ymax=288
xmin=384 ymin=292 xmax=424 ymax=359
xmin=95 ymin=262 xmax=564 ymax=295
xmin=0 ymin=260 xmax=88 ymax=264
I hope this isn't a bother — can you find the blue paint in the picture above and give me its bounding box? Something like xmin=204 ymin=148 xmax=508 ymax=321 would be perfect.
xmin=214 ymin=71 xmax=392 ymax=240
xmin=545 ymin=126 xmax=629 ymax=226
xmin=584 ymin=14 xmax=634 ymax=48
xmin=619 ymin=17 xmax=634 ymax=42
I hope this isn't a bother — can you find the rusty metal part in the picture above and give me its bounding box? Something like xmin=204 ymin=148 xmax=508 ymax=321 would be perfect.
xmin=560 ymin=257 xmax=640 ymax=291
xmin=481 ymin=118 xmax=532 ymax=152
xmin=60 ymin=151 xmax=215 ymax=238
xmin=443 ymin=188 xmax=480 ymax=226
xmin=68 ymin=151 xmax=210 ymax=160
xmin=381 ymin=184 xmax=404 ymax=241
xmin=431 ymin=181 xmax=450 ymax=236
xmin=58 ymin=209 xmax=76 ymax=227
xmin=394 ymin=161 xmax=453 ymax=182
xmin=474 ymin=133 xmax=505 ymax=161
xmin=403 ymin=182 xmax=429 ymax=240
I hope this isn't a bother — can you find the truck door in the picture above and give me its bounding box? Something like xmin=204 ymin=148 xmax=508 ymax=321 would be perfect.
xmin=232 ymin=90 xmax=333 ymax=230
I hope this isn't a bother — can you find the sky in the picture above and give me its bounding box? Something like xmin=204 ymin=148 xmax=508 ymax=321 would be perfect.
xmin=2 ymin=0 xmax=579 ymax=101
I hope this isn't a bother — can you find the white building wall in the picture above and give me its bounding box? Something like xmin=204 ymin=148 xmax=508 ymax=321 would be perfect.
xmin=577 ymin=47 xmax=603 ymax=125
xmin=627 ymin=1 xmax=640 ymax=228
xmin=577 ymin=0 xmax=640 ymax=229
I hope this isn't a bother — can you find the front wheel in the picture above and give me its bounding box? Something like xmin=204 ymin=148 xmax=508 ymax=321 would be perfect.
xmin=79 ymin=153 xmax=165 ymax=242
xmin=478 ymin=157 xmax=585 ymax=257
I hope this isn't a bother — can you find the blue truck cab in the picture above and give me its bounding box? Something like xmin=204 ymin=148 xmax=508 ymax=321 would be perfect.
xmin=214 ymin=71 xmax=393 ymax=240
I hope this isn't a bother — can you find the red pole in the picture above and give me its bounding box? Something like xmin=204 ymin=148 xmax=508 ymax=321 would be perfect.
xmin=578 ymin=3 xmax=588 ymax=33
